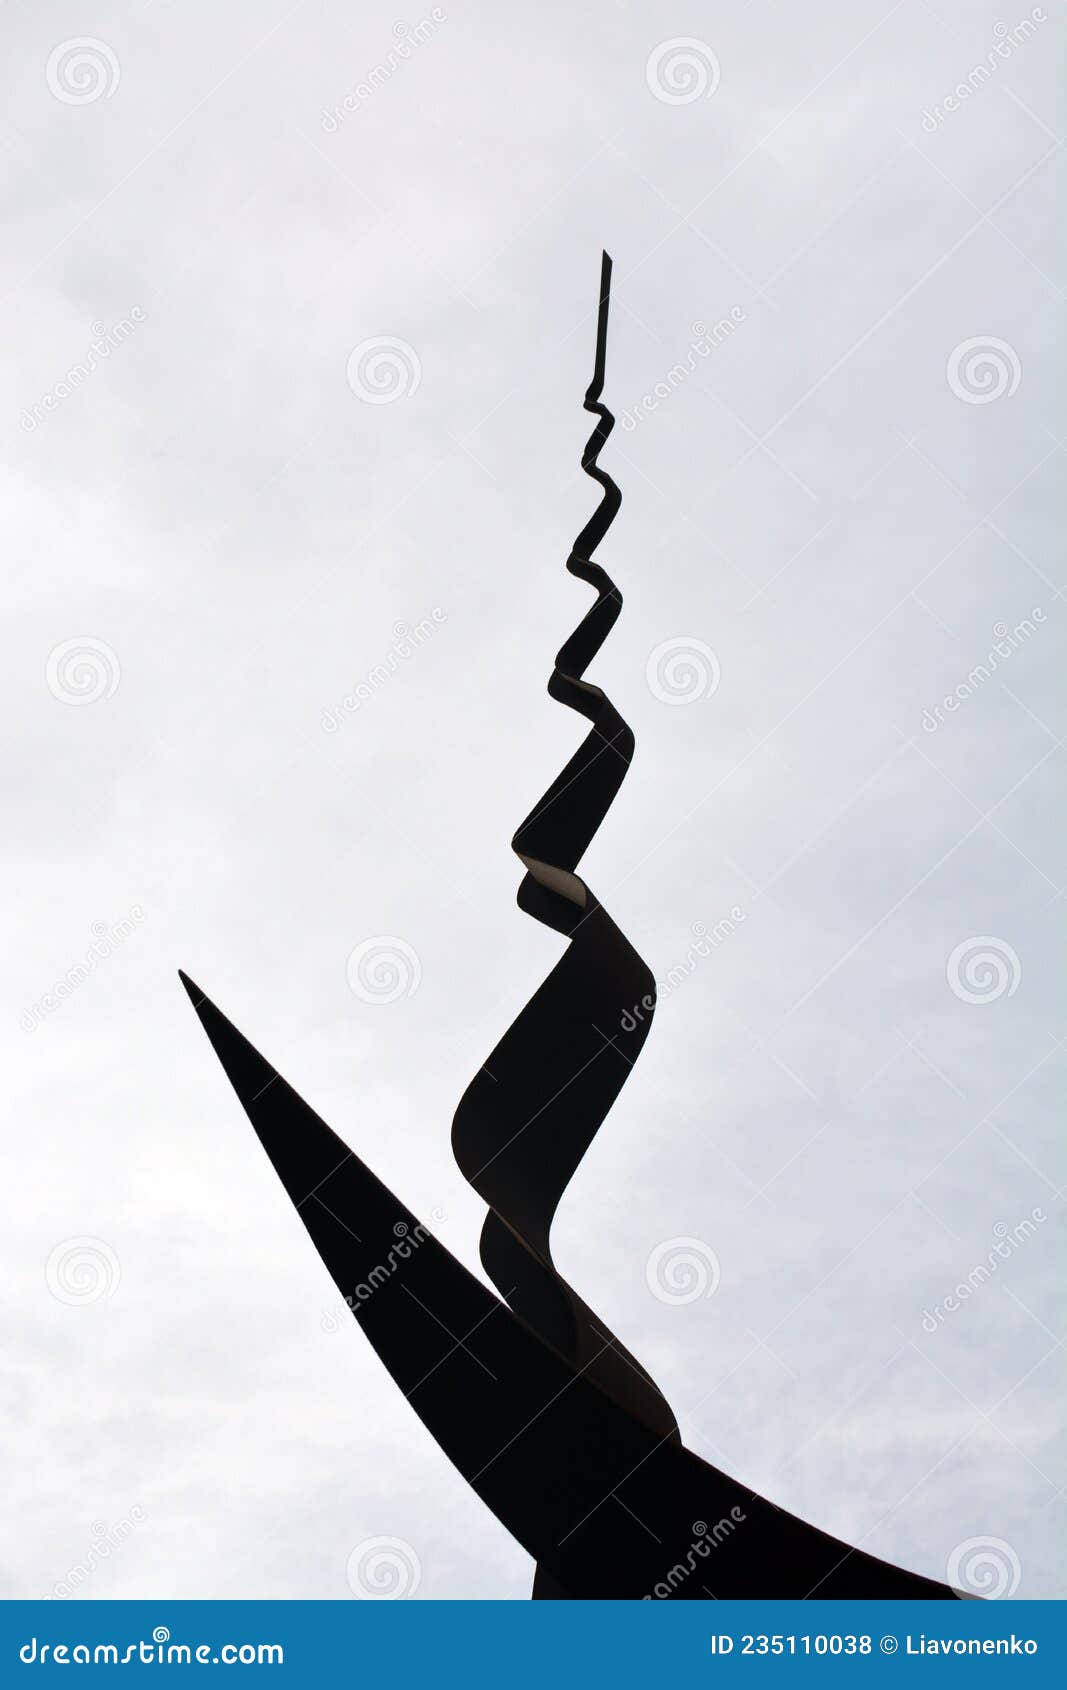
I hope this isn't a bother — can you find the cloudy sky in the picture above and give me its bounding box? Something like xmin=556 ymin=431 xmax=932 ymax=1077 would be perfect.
xmin=3 ymin=0 xmax=1063 ymax=1601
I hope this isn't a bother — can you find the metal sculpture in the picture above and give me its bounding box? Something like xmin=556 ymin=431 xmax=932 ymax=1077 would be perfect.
xmin=181 ymin=255 xmax=962 ymax=1599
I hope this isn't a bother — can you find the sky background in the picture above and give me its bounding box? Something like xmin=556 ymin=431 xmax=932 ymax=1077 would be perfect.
xmin=3 ymin=0 xmax=1063 ymax=1601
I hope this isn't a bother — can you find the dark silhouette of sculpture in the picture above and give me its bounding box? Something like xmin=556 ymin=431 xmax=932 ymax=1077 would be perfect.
xmin=181 ymin=255 xmax=963 ymax=1599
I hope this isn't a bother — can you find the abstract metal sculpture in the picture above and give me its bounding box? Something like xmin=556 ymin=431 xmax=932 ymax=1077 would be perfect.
xmin=181 ymin=255 xmax=962 ymax=1599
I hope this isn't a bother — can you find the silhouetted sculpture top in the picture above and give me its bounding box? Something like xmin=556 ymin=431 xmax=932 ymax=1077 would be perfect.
xmin=181 ymin=254 xmax=964 ymax=1600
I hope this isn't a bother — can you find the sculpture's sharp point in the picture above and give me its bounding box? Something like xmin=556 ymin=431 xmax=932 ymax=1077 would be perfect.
xmin=177 ymin=968 xmax=204 ymax=1006
xmin=177 ymin=973 xmax=281 ymax=1115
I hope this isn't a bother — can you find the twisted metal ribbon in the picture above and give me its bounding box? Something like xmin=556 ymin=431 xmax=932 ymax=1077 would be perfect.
xmin=180 ymin=255 xmax=962 ymax=1600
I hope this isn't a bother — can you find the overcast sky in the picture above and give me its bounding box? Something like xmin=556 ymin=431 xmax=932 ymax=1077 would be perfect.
xmin=3 ymin=0 xmax=1063 ymax=1602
